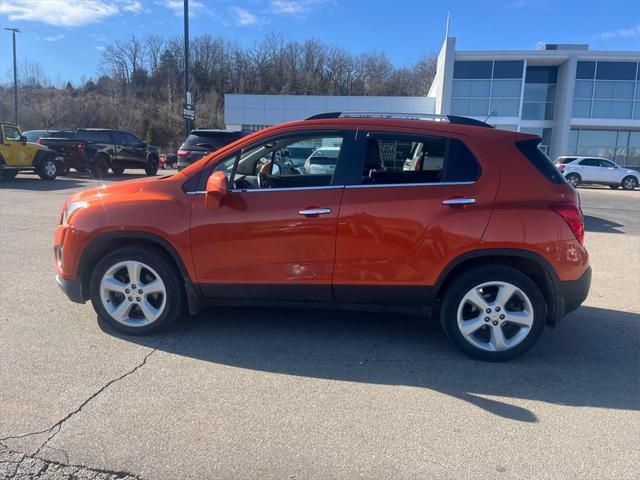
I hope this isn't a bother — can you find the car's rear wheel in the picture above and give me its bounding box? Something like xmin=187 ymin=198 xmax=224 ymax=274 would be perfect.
xmin=91 ymin=157 xmax=109 ymax=178
xmin=90 ymin=246 xmax=183 ymax=335
xmin=145 ymin=156 xmax=159 ymax=176
xmin=37 ymin=156 xmax=58 ymax=180
xmin=440 ymin=265 xmax=546 ymax=361
xmin=565 ymin=173 xmax=581 ymax=188
xmin=0 ymin=169 xmax=18 ymax=179
xmin=621 ymin=176 xmax=638 ymax=190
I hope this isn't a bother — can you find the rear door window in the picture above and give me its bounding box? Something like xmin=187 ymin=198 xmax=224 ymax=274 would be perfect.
xmin=354 ymin=133 xmax=481 ymax=185
xmin=111 ymin=131 xmax=127 ymax=145
xmin=77 ymin=130 xmax=112 ymax=143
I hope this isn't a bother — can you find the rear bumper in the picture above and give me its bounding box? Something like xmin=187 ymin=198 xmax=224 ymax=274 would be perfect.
xmin=56 ymin=274 xmax=84 ymax=304
xmin=556 ymin=266 xmax=591 ymax=316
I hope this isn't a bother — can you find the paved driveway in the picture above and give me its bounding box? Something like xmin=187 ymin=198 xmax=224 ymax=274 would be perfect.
xmin=1 ymin=173 xmax=639 ymax=479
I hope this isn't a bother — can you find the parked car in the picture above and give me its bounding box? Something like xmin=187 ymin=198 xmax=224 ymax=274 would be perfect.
xmin=160 ymin=153 xmax=177 ymax=170
xmin=177 ymin=129 xmax=249 ymax=170
xmin=0 ymin=123 xmax=64 ymax=180
xmin=23 ymin=129 xmax=74 ymax=143
xmin=55 ymin=113 xmax=590 ymax=362
xmin=39 ymin=129 xmax=159 ymax=177
xmin=556 ymin=156 xmax=639 ymax=190
xmin=303 ymin=146 xmax=340 ymax=175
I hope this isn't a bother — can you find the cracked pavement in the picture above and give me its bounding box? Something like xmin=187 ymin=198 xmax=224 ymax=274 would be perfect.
xmin=1 ymin=173 xmax=639 ymax=479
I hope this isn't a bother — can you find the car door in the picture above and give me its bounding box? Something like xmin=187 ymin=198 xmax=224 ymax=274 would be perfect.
xmin=110 ymin=131 xmax=130 ymax=164
xmin=189 ymin=129 xmax=354 ymax=301
xmin=125 ymin=132 xmax=147 ymax=166
xmin=332 ymin=128 xmax=499 ymax=305
xmin=577 ymin=158 xmax=599 ymax=182
xmin=598 ymin=159 xmax=619 ymax=183
xmin=1 ymin=125 xmax=28 ymax=166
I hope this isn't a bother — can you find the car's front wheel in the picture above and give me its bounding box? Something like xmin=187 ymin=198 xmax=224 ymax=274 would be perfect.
xmin=440 ymin=265 xmax=546 ymax=361
xmin=90 ymin=246 xmax=183 ymax=335
xmin=621 ymin=176 xmax=638 ymax=190
xmin=145 ymin=156 xmax=159 ymax=176
xmin=37 ymin=156 xmax=58 ymax=180
xmin=565 ymin=173 xmax=581 ymax=188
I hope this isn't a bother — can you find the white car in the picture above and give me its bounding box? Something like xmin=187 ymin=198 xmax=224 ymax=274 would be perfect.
xmin=303 ymin=147 xmax=340 ymax=175
xmin=555 ymin=156 xmax=639 ymax=190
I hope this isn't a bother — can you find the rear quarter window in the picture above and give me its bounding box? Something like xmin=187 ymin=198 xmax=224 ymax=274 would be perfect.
xmin=516 ymin=139 xmax=564 ymax=184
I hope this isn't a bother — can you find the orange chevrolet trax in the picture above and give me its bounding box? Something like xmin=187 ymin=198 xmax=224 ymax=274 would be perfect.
xmin=54 ymin=113 xmax=591 ymax=361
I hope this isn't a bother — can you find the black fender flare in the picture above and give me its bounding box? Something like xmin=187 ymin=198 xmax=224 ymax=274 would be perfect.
xmin=430 ymin=248 xmax=562 ymax=325
xmin=32 ymin=149 xmax=60 ymax=169
xmin=78 ymin=230 xmax=202 ymax=314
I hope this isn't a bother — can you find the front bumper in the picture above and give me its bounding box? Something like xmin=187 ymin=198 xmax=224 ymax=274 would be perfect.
xmin=56 ymin=274 xmax=84 ymax=304
xmin=557 ymin=266 xmax=592 ymax=316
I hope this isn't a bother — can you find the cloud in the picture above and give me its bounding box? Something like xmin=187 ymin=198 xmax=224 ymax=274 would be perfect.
xmin=95 ymin=45 xmax=106 ymax=51
xmin=597 ymin=24 xmax=640 ymax=40
xmin=0 ymin=0 xmax=142 ymax=27
xmin=270 ymin=0 xmax=332 ymax=17
xmin=43 ymin=34 xmax=65 ymax=42
xmin=229 ymin=7 xmax=259 ymax=26
xmin=159 ymin=0 xmax=212 ymax=16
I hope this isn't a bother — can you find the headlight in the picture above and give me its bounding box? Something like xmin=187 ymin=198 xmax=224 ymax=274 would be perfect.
xmin=62 ymin=201 xmax=88 ymax=225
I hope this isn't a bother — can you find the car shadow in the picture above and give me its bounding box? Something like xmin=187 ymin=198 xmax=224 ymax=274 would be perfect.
xmin=584 ymin=215 xmax=626 ymax=234
xmin=0 ymin=175 xmax=88 ymax=191
xmin=101 ymin=305 xmax=640 ymax=423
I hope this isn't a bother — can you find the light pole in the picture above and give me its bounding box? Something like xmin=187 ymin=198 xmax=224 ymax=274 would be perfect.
xmin=183 ymin=0 xmax=191 ymax=136
xmin=4 ymin=27 xmax=20 ymax=125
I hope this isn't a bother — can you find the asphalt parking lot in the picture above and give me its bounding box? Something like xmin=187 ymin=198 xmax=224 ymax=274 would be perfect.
xmin=1 ymin=171 xmax=639 ymax=480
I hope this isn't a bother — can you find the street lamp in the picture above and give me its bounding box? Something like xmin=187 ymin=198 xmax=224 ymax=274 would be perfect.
xmin=4 ymin=27 xmax=20 ymax=125
xmin=183 ymin=0 xmax=192 ymax=136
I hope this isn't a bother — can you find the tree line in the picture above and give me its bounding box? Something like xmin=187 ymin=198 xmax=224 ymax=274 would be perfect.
xmin=0 ymin=33 xmax=437 ymax=150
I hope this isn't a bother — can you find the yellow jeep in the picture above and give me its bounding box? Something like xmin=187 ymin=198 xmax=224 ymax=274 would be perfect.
xmin=0 ymin=123 xmax=63 ymax=180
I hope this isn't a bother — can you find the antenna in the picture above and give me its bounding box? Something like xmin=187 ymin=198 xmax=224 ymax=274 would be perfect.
xmin=483 ymin=92 xmax=507 ymax=124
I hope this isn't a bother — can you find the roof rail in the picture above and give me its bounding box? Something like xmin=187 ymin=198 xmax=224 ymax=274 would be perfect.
xmin=304 ymin=112 xmax=493 ymax=128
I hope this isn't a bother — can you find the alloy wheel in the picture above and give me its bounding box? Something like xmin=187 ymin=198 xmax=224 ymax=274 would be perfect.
xmin=456 ymin=281 xmax=534 ymax=352
xmin=99 ymin=260 xmax=167 ymax=327
xmin=44 ymin=160 xmax=56 ymax=177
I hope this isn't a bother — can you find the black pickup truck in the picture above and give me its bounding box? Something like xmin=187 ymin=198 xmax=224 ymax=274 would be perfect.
xmin=39 ymin=129 xmax=159 ymax=177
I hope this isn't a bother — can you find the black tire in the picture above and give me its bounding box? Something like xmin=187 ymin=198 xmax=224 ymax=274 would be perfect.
xmin=111 ymin=167 xmax=125 ymax=176
xmin=37 ymin=155 xmax=58 ymax=180
xmin=91 ymin=157 xmax=109 ymax=178
xmin=609 ymin=184 xmax=620 ymax=189
xmin=1 ymin=169 xmax=18 ymax=179
xmin=440 ymin=265 xmax=547 ymax=362
xmin=565 ymin=173 xmax=581 ymax=188
xmin=621 ymin=175 xmax=638 ymax=191
xmin=89 ymin=246 xmax=184 ymax=335
xmin=145 ymin=156 xmax=159 ymax=176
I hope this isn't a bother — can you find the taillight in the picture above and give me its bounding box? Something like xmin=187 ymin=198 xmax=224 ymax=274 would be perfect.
xmin=177 ymin=149 xmax=190 ymax=158
xmin=550 ymin=202 xmax=584 ymax=245
xmin=77 ymin=142 xmax=85 ymax=156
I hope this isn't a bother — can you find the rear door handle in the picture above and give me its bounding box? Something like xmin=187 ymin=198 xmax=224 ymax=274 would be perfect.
xmin=442 ymin=197 xmax=476 ymax=206
xmin=298 ymin=208 xmax=331 ymax=216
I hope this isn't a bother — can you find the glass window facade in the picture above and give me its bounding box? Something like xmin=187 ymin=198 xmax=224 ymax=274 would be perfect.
xmin=520 ymin=127 xmax=553 ymax=153
xmin=569 ymin=129 xmax=640 ymax=167
xmin=522 ymin=66 xmax=557 ymax=120
xmin=573 ymin=61 xmax=640 ymax=119
xmin=451 ymin=61 xmax=523 ymax=118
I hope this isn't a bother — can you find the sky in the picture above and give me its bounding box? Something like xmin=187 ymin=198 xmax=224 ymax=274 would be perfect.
xmin=0 ymin=0 xmax=639 ymax=85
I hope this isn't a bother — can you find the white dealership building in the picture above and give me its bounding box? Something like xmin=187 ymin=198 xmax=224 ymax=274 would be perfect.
xmin=224 ymin=37 xmax=640 ymax=167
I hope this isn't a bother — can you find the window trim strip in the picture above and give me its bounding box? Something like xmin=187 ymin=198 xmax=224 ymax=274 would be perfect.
xmin=185 ymin=181 xmax=475 ymax=195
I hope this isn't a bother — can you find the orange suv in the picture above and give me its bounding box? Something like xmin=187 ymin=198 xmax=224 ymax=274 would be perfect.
xmin=54 ymin=113 xmax=591 ymax=361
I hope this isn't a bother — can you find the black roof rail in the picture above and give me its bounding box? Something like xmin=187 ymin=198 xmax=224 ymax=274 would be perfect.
xmin=304 ymin=112 xmax=493 ymax=128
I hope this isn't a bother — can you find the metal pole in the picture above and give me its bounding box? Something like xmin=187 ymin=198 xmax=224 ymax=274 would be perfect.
xmin=5 ymin=28 xmax=20 ymax=125
xmin=184 ymin=0 xmax=190 ymax=136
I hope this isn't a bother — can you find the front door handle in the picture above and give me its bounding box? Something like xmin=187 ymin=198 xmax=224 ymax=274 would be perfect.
xmin=298 ymin=208 xmax=331 ymax=217
xmin=442 ymin=197 xmax=476 ymax=206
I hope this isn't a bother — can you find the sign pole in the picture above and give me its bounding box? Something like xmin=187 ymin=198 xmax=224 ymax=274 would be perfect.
xmin=184 ymin=0 xmax=191 ymax=135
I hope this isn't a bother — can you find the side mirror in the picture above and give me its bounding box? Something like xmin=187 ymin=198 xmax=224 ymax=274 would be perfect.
xmin=205 ymin=171 xmax=228 ymax=209
xmin=21 ymin=135 xmax=27 ymax=144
